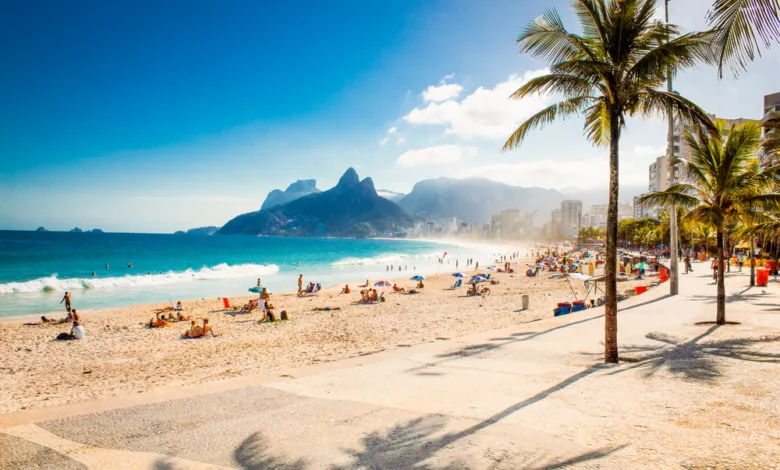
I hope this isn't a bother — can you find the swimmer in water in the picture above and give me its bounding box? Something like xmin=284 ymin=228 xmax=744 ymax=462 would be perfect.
xmin=105 ymin=264 xmax=109 ymax=270
xmin=127 ymin=263 xmax=132 ymax=268
xmin=91 ymin=272 xmax=96 ymax=277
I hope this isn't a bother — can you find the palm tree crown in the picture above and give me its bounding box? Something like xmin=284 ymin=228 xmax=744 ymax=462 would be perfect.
xmin=503 ymin=0 xmax=714 ymax=151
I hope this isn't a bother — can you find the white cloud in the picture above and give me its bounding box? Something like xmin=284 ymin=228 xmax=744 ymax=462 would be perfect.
xmin=421 ymin=83 xmax=464 ymax=102
xmin=387 ymin=126 xmax=398 ymax=135
xmin=404 ymin=68 xmax=552 ymax=140
xmin=442 ymin=73 xmax=455 ymax=81
xmin=397 ymin=137 xmax=407 ymax=144
xmin=396 ymin=145 xmax=477 ymax=167
xmin=634 ymin=145 xmax=664 ymax=156
xmin=457 ymin=154 xmax=649 ymax=188
xmin=379 ymin=137 xmax=389 ymax=146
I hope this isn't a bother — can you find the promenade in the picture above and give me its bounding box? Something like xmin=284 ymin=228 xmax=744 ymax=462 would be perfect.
xmin=2 ymin=267 xmax=779 ymax=469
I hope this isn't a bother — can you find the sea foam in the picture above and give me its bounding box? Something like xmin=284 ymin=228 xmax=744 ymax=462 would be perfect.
xmin=0 ymin=263 xmax=279 ymax=294
xmin=330 ymin=251 xmax=442 ymax=267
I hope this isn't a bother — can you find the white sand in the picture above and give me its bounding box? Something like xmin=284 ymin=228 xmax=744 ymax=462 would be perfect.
xmin=0 ymin=259 xmax=645 ymax=414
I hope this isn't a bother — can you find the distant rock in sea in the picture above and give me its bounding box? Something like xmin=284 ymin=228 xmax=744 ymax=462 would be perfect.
xmin=218 ymin=168 xmax=413 ymax=237
xmin=35 ymin=226 xmax=48 ymax=232
xmin=261 ymin=179 xmax=320 ymax=210
xmin=69 ymin=227 xmax=84 ymax=233
xmin=175 ymin=226 xmax=219 ymax=235
xmin=89 ymin=229 xmax=104 ymax=233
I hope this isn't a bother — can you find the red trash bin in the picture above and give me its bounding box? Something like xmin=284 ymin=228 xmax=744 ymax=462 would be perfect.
xmin=756 ymin=268 xmax=769 ymax=287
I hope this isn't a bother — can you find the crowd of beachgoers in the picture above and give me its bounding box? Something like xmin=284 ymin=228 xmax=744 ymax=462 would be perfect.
xmin=0 ymin=243 xmax=653 ymax=413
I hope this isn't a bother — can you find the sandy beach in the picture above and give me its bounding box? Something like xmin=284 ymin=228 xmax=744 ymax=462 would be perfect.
xmin=0 ymin=257 xmax=647 ymax=414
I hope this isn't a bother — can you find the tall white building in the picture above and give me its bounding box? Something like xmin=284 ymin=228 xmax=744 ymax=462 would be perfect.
xmin=561 ymin=200 xmax=582 ymax=238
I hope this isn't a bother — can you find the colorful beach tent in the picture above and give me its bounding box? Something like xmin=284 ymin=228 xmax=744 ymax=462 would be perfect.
xmin=374 ymin=280 xmax=392 ymax=287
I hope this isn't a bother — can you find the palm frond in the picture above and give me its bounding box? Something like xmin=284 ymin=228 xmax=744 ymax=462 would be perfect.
xmin=583 ymin=101 xmax=610 ymax=146
xmin=635 ymin=89 xmax=717 ymax=135
xmin=502 ymin=97 xmax=590 ymax=151
xmin=707 ymin=0 xmax=780 ymax=77
xmin=510 ymin=73 xmax=597 ymax=100
xmin=638 ymin=186 xmax=700 ymax=209
xmin=516 ymin=8 xmax=593 ymax=64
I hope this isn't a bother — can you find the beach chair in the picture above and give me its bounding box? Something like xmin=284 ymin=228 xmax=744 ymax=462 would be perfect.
xmin=452 ymin=279 xmax=463 ymax=288
xmin=222 ymin=298 xmax=232 ymax=309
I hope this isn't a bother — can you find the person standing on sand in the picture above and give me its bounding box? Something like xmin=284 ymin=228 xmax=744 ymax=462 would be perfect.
xmin=297 ymin=275 xmax=303 ymax=295
xmin=60 ymin=292 xmax=71 ymax=313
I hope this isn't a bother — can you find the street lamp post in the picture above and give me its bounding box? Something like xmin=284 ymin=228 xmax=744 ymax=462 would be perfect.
xmin=665 ymin=0 xmax=680 ymax=295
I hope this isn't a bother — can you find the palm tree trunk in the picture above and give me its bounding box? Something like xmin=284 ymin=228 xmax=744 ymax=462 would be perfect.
xmin=716 ymin=229 xmax=726 ymax=324
xmin=604 ymin=109 xmax=620 ymax=364
xmin=725 ymin=230 xmax=731 ymax=273
xmin=750 ymin=238 xmax=756 ymax=287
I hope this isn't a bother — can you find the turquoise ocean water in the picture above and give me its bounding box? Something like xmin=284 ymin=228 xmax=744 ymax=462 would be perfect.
xmin=0 ymin=231 xmax=509 ymax=318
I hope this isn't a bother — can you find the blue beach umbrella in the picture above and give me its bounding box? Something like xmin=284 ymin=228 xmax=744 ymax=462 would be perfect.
xmin=410 ymin=275 xmax=426 ymax=281
xmin=471 ymin=275 xmax=487 ymax=282
xmin=452 ymin=272 xmax=465 ymax=278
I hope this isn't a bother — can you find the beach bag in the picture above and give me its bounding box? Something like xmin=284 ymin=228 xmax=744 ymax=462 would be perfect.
xmin=56 ymin=332 xmax=73 ymax=341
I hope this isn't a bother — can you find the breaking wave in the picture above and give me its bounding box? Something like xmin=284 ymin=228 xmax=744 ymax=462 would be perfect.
xmin=330 ymin=252 xmax=442 ymax=267
xmin=0 ymin=263 xmax=279 ymax=294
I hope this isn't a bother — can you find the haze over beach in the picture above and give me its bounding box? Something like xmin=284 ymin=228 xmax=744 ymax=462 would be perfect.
xmin=2 ymin=0 xmax=780 ymax=468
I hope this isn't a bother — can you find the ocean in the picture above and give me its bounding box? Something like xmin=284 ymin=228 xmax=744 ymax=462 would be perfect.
xmin=0 ymin=231 xmax=512 ymax=318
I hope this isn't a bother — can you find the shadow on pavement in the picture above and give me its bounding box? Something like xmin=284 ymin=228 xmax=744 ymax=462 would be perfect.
xmin=582 ymin=326 xmax=780 ymax=383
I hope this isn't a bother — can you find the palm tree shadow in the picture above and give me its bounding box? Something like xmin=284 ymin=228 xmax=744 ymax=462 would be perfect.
xmin=233 ymin=432 xmax=308 ymax=470
xmin=329 ymin=414 xmax=625 ymax=470
xmin=583 ymin=326 xmax=780 ymax=383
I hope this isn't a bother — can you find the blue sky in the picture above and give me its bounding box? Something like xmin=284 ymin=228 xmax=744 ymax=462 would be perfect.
xmin=1 ymin=0 xmax=778 ymax=232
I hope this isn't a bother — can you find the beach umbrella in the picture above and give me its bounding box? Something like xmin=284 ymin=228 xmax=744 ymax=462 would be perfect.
xmin=471 ymin=275 xmax=487 ymax=282
xmin=486 ymin=265 xmax=497 ymax=270
xmin=452 ymin=272 xmax=465 ymax=278
xmin=410 ymin=275 xmax=426 ymax=281
xmin=374 ymin=280 xmax=392 ymax=287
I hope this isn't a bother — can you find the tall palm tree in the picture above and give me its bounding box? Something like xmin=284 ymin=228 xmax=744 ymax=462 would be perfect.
xmin=502 ymin=0 xmax=714 ymax=363
xmin=707 ymin=0 xmax=780 ymax=77
xmin=640 ymin=123 xmax=780 ymax=324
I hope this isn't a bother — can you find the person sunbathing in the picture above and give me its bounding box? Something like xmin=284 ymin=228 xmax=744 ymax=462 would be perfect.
xmin=416 ymin=280 xmax=425 ymax=289
xmin=341 ymin=285 xmax=351 ymax=294
xmin=313 ymin=306 xmax=342 ymax=311
xmin=370 ymin=289 xmax=379 ymax=302
xmin=174 ymin=301 xmax=183 ymax=311
xmin=240 ymin=299 xmax=258 ymax=313
xmin=149 ymin=312 xmax=172 ymax=328
xmin=183 ymin=319 xmax=216 ymax=337
xmin=182 ymin=320 xmax=201 ymax=337
xmin=360 ymin=290 xmax=370 ymax=303
xmin=467 ymin=283 xmax=479 ymax=296
xmin=176 ymin=311 xmax=193 ymax=321
xmin=259 ymin=288 xmax=274 ymax=309
xmin=393 ymin=283 xmax=405 ymax=292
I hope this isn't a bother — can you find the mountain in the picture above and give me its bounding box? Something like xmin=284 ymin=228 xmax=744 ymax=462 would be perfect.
xmin=69 ymin=227 xmax=83 ymax=233
xmin=185 ymin=226 xmax=219 ymax=235
xmin=261 ymin=179 xmax=320 ymax=210
xmin=35 ymin=226 xmax=48 ymax=232
xmin=398 ymin=177 xmax=564 ymax=225
xmin=89 ymin=228 xmax=104 ymax=233
xmin=376 ymin=189 xmax=406 ymax=203
xmin=218 ymin=168 xmax=413 ymax=237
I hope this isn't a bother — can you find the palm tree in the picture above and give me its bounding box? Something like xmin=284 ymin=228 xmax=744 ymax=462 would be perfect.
xmin=503 ymin=0 xmax=714 ymax=363
xmin=706 ymin=0 xmax=780 ymax=77
xmin=640 ymin=123 xmax=780 ymax=324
